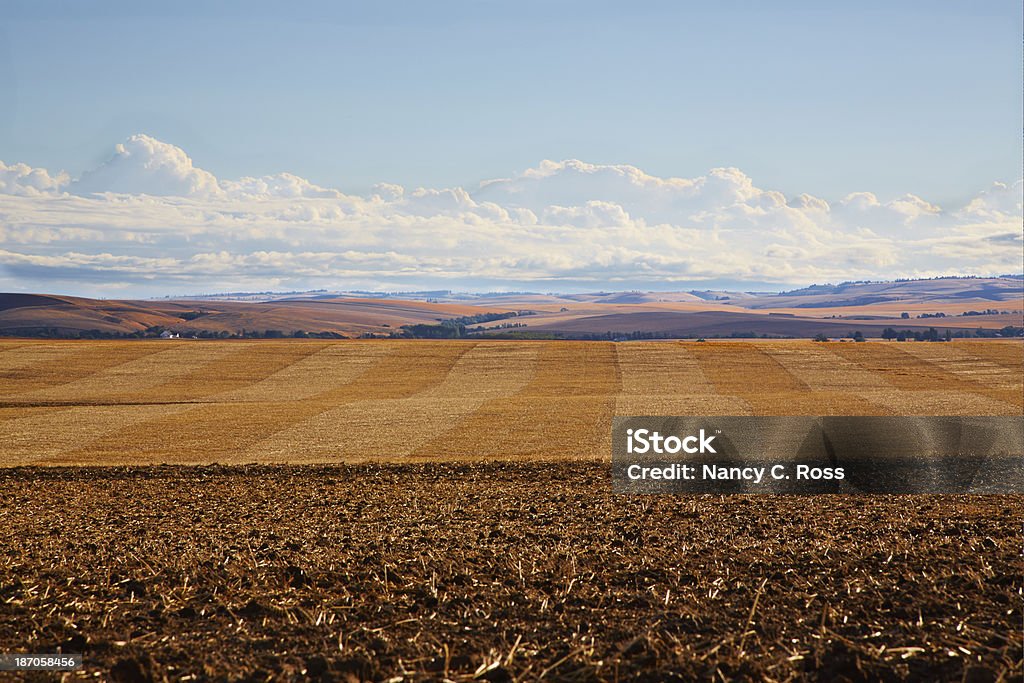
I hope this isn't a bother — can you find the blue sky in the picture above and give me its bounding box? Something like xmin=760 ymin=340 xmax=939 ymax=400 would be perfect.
xmin=2 ymin=1 xmax=1021 ymax=203
xmin=0 ymin=1 xmax=1020 ymax=296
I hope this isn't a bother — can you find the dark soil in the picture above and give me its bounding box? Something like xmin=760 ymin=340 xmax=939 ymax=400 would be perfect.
xmin=0 ymin=463 xmax=1020 ymax=681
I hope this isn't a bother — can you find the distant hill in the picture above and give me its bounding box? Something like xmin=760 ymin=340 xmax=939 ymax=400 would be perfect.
xmin=0 ymin=295 xmax=512 ymax=338
xmin=742 ymin=277 xmax=1024 ymax=309
xmin=1 ymin=277 xmax=1020 ymax=339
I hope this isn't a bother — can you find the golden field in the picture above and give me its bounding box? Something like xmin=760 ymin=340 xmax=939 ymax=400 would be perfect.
xmin=0 ymin=339 xmax=1020 ymax=466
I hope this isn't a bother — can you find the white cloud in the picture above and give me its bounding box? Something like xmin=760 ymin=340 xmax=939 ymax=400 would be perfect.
xmin=222 ymin=173 xmax=342 ymax=200
xmin=70 ymin=134 xmax=223 ymax=198
xmin=0 ymin=161 xmax=68 ymax=196
xmin=542 ymin=201 xmax=634 ymax=229
xmin=0 ymin=135 xmax=1020 ymax=294
xmin=959 ymin=180 xmax=1024 ymax=221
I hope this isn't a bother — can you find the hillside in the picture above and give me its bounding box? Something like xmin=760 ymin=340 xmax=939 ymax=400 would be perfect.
xmin=0 ymin=277 xmax=1020 ymax=339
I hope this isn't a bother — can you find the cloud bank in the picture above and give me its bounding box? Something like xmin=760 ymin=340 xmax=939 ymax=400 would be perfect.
xmin=0 ymin=134 xmax=1020 ymax=295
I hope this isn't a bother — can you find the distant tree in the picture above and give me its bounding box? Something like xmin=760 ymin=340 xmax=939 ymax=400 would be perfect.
xmin=881 ymin=327 xmax=897 ymax=340
xmin=944 ymin=329 xmax=952 ymax=342
xmin=852 ymin=331 xmax=865 ymax=342
xmin=900 ymin=312 xmax=910 ymax=319
xmin=813 ymin=333 xmax=828 ymax=342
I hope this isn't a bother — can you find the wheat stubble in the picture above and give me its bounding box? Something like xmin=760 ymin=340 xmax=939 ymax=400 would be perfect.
xmin=689 ymin=341 xmax=885 ymax=415
xmin=826 ymin=341 xmax=1019 ymax=414
xmin=0 ymin=342 xmax=169 ymax=401
xmin=51 ymin=342 xmax=470 ymax=464
xmin=255 ymin=342 xmax=538 ymax=461
xmin=614 ymin=342 xmax=750 ymax=415
xmin=414 ymin=341 xmax=620 ymax=460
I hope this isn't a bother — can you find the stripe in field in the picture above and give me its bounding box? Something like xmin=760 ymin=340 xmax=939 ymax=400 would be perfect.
xmin=613 ymin=342 xmax=750 ymax=415
xmin=0 ymin=343 xmax=73 ymax=371
xmin=412 ymin=342 xmax=621 ymax=460
xmin=136 ymin=340 xmax=335 ymax=402
xmin=252 ymin=342 xmax=538 ymax=461
xmin=0 ymin=404 xmax=196 ymax=466
xmin=685 ymin=342 xmax=875 ymax=415
xmin=0 ymin=343 xmax=168 ymax=400
xmin=825 ymin=342 xmax=1019 ymax=415
xmin=56 ymin=342 xmax=471 ymax=464
xmin=0 ymin=344 xmax=86 ymax=396
xmin=953 ymin=341 xmax=1024 ymax=372
xmin=857 ymin=389 xmax=1019 ymax=416
xmin=754 ymin=342 xmax=891 ymax=391
xmin=12 ymin=343 xmax=242 ymax=404
xmin=211 ymin=342 xmax=393 ymax=403
xmin=895 ymin=343 xmax=1022 ymax=393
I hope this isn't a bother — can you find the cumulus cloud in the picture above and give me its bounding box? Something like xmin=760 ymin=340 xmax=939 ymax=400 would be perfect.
xmin=959 ymin=180 xmax=1024 ymax=221
xmin=221 ymin=173 xmax=342 ymax=200
xmin=70 ymin=134 xmax=223 ymax=198
xmin=0 ymin=161 xmax=68 ymax=196
xmin=0 ymin=135 xmax=1020 ymax=295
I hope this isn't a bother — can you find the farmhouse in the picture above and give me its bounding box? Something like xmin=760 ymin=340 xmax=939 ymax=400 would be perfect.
xmin=159 ymin=330 xmax=179 ymax=339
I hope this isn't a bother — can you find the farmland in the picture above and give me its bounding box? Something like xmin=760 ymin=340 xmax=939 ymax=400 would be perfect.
xmin=0 ymin=339 xmax=1020 ymax=466
xmin=0 ymin=339 xmax=1021 ymax=681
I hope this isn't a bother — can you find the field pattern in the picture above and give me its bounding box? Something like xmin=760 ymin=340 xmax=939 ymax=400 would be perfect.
xmin=0 ymin=340 xmax=1021 ymax=682
xmin=0 ymin=339 xmax=1020 ymax=466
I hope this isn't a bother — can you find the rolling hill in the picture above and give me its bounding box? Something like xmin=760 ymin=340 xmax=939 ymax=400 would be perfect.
xmin=0 ymin=277 xmax=1020 ymax=339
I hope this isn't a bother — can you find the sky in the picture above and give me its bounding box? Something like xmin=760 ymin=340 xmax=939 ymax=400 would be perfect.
xmin=0 ymin=1 xmax=1021 ymax=297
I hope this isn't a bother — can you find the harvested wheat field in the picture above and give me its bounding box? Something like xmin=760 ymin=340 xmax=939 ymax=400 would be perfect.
xmin=0 ymin=339 xmax=1020 ymax=466
xmin=0 ymin=339 xmax=1021 ymax=681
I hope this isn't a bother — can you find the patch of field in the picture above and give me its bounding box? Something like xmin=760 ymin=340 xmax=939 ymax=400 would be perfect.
xmin=13 ymin=344 xmax=242 ymax=404
xmin=0 ymin=465 xmax=1019 ymax=682
xmin=0 ymin=340 xmax=1020 ymax=465
xmin=895 ymin=343 xmax=1023 ymax=408
xmin=825 ymin=342 xmax=1021 ymax=415
xmin=957 ymin=340 xmax=1024 ymax=370
xmin=253 ymin=342 xmax=538 ymax=461
xmin=0 ymin=342 xmax=166 ymax=399
xmin=211 ymin=342 xmax=391 ymax=403
xmin=613 ymin=343 xmax=749 ymax=415
xmin=51 ymin=343 xmax=470 ymax=465
xmin=413 ymin=342 xmax=620 ymax=459
xmin=0 ymin=404 xmax=197 ymax=466
xmin=686 ymin=341 xmax=885 ymax=415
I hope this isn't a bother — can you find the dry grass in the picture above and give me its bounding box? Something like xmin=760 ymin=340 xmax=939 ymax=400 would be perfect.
xmin=0 ymin=339 xmax=1021 ymax=465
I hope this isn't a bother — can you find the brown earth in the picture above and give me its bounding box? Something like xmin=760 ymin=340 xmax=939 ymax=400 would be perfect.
xmin=0 ymin=464 xmax=1020 ymax=682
